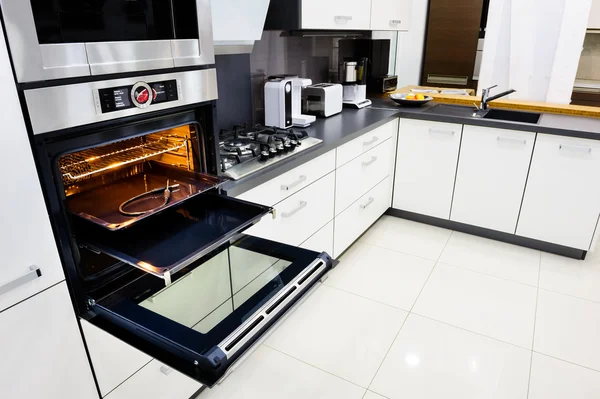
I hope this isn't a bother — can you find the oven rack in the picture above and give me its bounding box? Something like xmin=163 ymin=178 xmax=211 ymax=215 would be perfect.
xmin=61 ymin=136 xmax=189 ymax=181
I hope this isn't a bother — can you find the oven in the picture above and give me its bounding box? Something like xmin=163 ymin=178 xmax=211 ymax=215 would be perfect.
xmin=0 ymin=0 xmax=215 ymax=83
xmin=28 ymin=69 xmax=333 ymax=387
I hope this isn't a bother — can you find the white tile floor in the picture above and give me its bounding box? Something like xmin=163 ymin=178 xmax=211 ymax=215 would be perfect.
xmin=201 ymin=216 xmax=600 ymax=399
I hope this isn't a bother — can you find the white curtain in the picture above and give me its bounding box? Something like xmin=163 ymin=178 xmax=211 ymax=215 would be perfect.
xmin=478 ymin=0 xmax=592 ymax=103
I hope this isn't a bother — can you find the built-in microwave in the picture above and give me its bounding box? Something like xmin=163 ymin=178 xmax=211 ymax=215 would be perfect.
xmin=0 ymin=0 xmax=215 ymax=83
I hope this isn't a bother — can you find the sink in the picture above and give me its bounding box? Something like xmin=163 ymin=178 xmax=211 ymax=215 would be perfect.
xmin=425 ymin=104 xmax=478 ymax=118
xmin=482 ymin=109 xmax=541 ymax=124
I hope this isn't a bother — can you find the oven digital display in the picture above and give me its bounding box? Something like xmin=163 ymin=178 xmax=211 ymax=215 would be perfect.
xmin=98 ymin=80 xmax=178 ymax=114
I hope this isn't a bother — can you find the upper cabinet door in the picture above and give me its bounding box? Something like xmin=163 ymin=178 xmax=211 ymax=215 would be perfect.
xmin=589 ymin=0 xmax=600 ymax=29
xmin=451 ymin=126 xmax=535 ymax=234
xmin=516 ymin=134 xmax=600 ymax=250
xmin=370 ymin=0 xmax=412 ymax=31
xmin=301 ymin=0 xmax=372 ymax=30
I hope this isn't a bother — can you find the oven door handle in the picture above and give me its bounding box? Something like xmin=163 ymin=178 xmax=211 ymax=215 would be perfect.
xmin=0 ymin=266 xmax=42 ymax=297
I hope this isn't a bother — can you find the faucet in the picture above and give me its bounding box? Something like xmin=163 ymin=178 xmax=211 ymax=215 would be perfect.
xmin=480 ymin=85 xmax=516 ymax=110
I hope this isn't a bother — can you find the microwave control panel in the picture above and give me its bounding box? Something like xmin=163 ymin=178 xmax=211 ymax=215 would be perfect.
xmin=94 ymin=79 xmax=180 ymax=114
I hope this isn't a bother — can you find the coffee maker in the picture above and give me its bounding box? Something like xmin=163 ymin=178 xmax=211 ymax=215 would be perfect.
xmin=339 ymin=39 xmax=398 ymax=94
xmin=339 ymin=58 xmax=372 ymax=109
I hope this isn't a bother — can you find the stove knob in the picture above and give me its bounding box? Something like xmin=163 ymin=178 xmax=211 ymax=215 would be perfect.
xmin=260 ymin=151 xmax=270 ymax=161
xmin=283 ymin=142 xmax=292 ymax=152
xmin=269 ymin=148 xmax=277 ymax=157
xmin=289 ymin=140 xmax=298 ymax=150
xmin=276 ymin=144 xmax=284 ymax=153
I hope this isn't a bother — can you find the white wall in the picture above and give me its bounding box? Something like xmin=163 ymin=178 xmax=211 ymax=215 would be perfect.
xmin=478 ymin=0 xmax=592 ymax=103
xmin=393 ymin=0 xmax=429 ymax=87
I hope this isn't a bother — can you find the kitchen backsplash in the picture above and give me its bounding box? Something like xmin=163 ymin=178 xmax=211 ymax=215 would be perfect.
xmin=576 ymin=33 xmax=600 ymax=81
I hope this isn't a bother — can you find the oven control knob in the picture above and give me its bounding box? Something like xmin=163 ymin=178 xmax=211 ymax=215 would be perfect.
xmin=131 ymin=82 xmax=153 ymax=109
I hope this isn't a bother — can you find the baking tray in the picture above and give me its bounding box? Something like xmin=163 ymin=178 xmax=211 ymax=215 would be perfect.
xmin=66 ymin=161 xmax=226 ymax=231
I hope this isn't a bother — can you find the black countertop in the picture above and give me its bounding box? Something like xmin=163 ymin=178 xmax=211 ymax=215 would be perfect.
xmin=224 ymin=98 xmax=600 ymax=196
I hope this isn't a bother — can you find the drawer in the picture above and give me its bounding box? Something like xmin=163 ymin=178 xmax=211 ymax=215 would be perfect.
xmin=237 ymin=150 xmax=336 ymax=206
xmin=245 ymin=172 xmax=335 ymax=246
xmin=334 ymin=176 xmax=393 ymax=258
xmin=105 ymin=359 xmax=201 ymax=399
xmin=336 ymin=119 xmax=398 ymax=168
xmin=336 ymin=137 xmax=395 ymax=215
xmin=81 ymin=320 xmax=152 ymax=397
xmin=300 ymin=220 xmax=334 ymax=256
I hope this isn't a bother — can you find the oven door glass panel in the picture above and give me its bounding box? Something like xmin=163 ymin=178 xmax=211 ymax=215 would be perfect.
xmin=90 ymin=235 xmax=332 ymax=387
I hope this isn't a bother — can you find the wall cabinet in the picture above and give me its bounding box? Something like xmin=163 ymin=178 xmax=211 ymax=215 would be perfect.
xmin=393 ymin=119 xmax=463 ymax=219
xmin=516 ymin=134 xmax=600 ymax=250
xmin=370 ymin=0 xmax=412 ymax=31
xmin=451 ymin=126 xmax=535 ymax=233
xmin=302 ymin=0 xmax=372 ymax=30
xmin=0 ymin=283 xmax=98 ymax=399
xmin=589 ymin=0 xmax=600 ymax=29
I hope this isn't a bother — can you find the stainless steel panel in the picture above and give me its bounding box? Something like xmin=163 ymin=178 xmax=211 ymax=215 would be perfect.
xmin=25 ymin=69 xmax=219 ymax=135
xmin=214 ymin=42 xmax=255 ymax=55
xmin=172 ymin=39 xmax=208 ymax=67
xmin=193 ymin=0 xmax=216 ymax=66
xmin=0 ymin=0 xmax=92 ymax=82
xmin=86 ymin=41 xmax=175 ymax=75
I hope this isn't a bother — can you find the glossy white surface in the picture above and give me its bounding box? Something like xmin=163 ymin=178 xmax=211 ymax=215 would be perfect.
xmin=539 ymin=250 xmax=600 ymax=302
xmin=413 ymin=263 xmax=537 ymax=348
xmin=370 ymin=314 xmax=530 ymax=399
xmin=302 ymin=0 xmax=372 ymax=30
xmin=363 ymin=391 xmax=387 ymax=399
xmin=439 ymin=232 xmax=541 ymax=286
xmin=265 ymin=284 xmax=407 ymax=387
xmin=336 ymin=119 xmax=397 ymax=168
xmin=534 ymin=289 xmax=600 ymax=371
xmin=360 ymin=216 xmax=452 ymax=261
xmin=370 ymin=0 xmax=412 ymax=30
xmin=326 ymin=243 xmax=435 ymax=310
xmin=202 ymin=346 xmax=365 ymax=399
xmin=300 ymin=220 xmax=334 ymax=256
xmin=528 ymin=353 xmax=600 ymax=399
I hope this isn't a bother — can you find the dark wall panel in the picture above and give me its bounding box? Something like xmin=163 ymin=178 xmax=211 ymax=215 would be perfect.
xmin=214 ymin=54 xmax=253 ymax=132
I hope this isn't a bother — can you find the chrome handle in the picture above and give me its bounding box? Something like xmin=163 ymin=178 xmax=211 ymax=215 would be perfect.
xmin=281 ymin=175 xmax=307 ymax=191
xmin=497 ymin=136 xmax=526 ymax=145
xmin=160 ymin=366 xmax=173 ymax=376
xmin=389 ymin=19 xmax=402 ymax=25
xmin=363 ymin=136 xmax=379 ymax=146
xmin=334 ymin=15 xmax=353 ymax=23
xmin=362 ymin=156 xmax=378 ymax=167
xmin=282 ymin=201 xmax=307 ymax=218
xmin=360 ymin=197 xmax=375 ymax=210
xmin=559 ymin=144 xmax=592 ymax=154
xmin=0 ymin=266 xmax=41 ymax=297
xmin=429 ymin=128 xmax=455 ymax=136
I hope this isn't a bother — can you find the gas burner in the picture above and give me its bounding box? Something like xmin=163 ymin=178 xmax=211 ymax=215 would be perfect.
xmin=222 ymin=139 xmax=253 ymax=153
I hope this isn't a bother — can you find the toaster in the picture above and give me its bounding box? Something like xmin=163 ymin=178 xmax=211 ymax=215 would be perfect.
xmin=302 ymin=83 xmax=343 ymax=118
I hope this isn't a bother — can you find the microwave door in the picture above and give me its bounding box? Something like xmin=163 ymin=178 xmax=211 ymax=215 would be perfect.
xmin=88 ymin=236 xmax=332 ymax=387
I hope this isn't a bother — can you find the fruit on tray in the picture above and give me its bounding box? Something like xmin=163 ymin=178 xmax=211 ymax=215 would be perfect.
xmin=404 ymin=93 xmax=426 ymax=101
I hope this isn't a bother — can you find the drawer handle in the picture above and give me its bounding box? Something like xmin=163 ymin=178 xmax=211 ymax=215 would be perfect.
xmin=389 ymin=19 xmax=402 ymax=25
xmin=281 ymin=175 xmax=307 ymax=191
xmin=160 ymin=366 xmax=173 ymax=376
xmin=497 ymin=136 xmax=526 ymax=145
xmin=429 ymin=128 xmax=455 ymax=136
xmin=0 ymin=266 xmax=41 ymax=297
xmin=334 ymin=15 xmax=353 ymax=23
xmin=362 ymin=156 xmax=378 ymax=167
xmin=363 ymin=136 xmax=379 ymax=146
xmin=282 ymin=201 xmax=307 ymax=218
xmin=360 ymin=197 xmax=375 ymax=210
xmin=559 ymin=144 xmax=592 ymax=154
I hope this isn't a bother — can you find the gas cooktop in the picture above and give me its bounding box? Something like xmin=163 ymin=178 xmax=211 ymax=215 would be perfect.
xmin=219 ymin=125 xmax=322 ymax=180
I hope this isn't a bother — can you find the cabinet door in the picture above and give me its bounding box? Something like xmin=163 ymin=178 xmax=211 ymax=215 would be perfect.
xmin=393 ymin=119 xmax=463 ymax=219
xmin=0 ymin=282 xmax=98 ymax=399
xmin=300 ymin=221 xmax=334 ymax=256
xmin=589 ymin=0 xmax=600 ymax=29
xmin=370 ymin=0 xmax=412 ymax=31
xmin=301 ymin=0 xmax=372 ymax=30
xmin=516 ymin=134 xmax=600 ymax=250
xmin=0 ymin=20 xmax=65 ymax=312
xmin=451 ymin=126 xmax=535 ymax=233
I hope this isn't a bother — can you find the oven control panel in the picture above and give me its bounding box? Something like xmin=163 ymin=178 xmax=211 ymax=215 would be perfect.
xmin=95 ymin=79 xmax=180 ymax=114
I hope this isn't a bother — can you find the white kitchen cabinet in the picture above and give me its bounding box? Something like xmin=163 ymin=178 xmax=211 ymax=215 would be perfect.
xmin=300 ymin=221 xmax=334 ymax=256
xmin=589 ymin=0 xmax=600 ymax=29
xmin=517 ymin=134 xmax=600 ymax=250
xmin=370 ymin=0 xmax=412 ymax=31
xmin=105 ymin=360 xmax=201 ymax=399
xmin=302 ymin=0 xmax=372 ymax=30
xmin=81 ymin=320 xmax=153 ymax=397
xmin=336 ymin=119 xmax=397 ymax=168
xmin=0 ymin=282 xmax=98 ymax=399
xmin=0 ymin=20 xmax=65 ymax=312
xmin=451 ymin=126 xmax=535 ymax=233
xmin=393 ymin=119 xmax=463 ymax=219
xmin=245 ymin=172 xmax=336 ymax=247
xmin=334 ymin=176 xmax=393 ymax=258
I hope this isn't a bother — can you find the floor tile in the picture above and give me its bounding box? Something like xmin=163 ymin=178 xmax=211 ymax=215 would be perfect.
xmin=534 ymin=289 xmax=600 ymax=370
xmin=539 ymin=251 xmax=600 ymax=302
xmin=412 ymin=264 xmax=537 ymax=348
xmin=528 ymin=353 xmax=600 ymax=399
xmin=359 ymin=216 xmax=452 ymax=260
xmin=200 ymin=345 xmax=365 ymax=399
xmin=369 ymin=314 xmax=530 ymax=399
xmin=265 ymin=284 xmax=408 ymax=387
xmin=439 ymin=232 xmax=540 ymax=286
xmin=326 ymin=243 xmax=435 ymax=310
xmin=363 ymin=391 xmax=388 ymax=399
